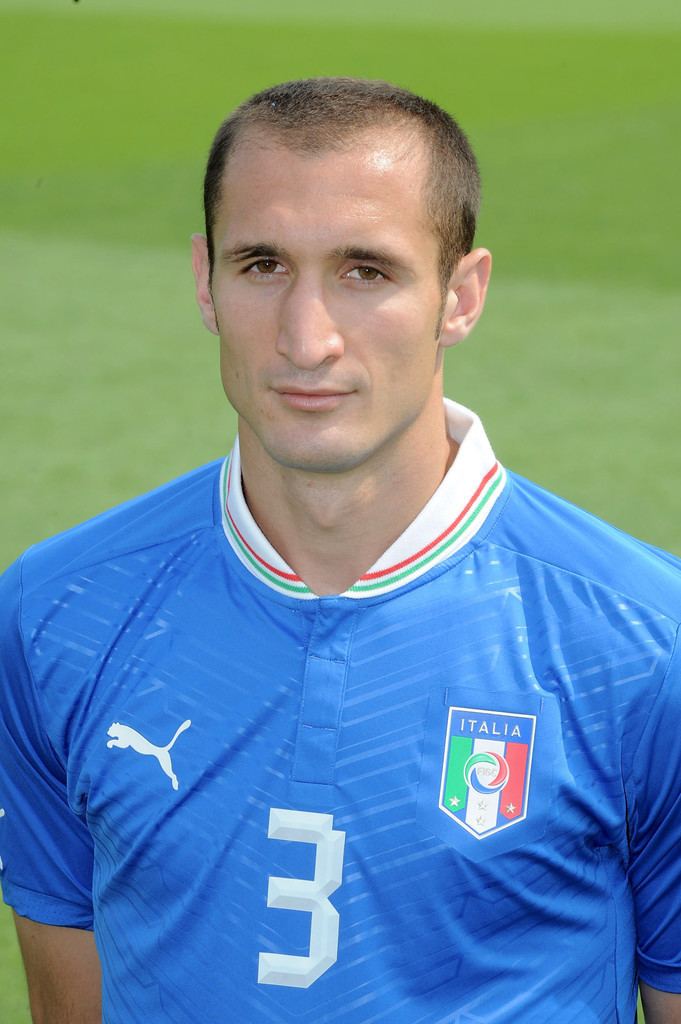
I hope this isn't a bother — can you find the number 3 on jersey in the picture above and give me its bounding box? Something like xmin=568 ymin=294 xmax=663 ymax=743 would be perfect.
xmin=258 ymin=808 xmax=346 ymax=989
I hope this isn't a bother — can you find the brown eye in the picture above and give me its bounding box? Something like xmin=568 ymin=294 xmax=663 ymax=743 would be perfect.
xmin=253 ymin=259 xmax=279 ymax=274
xmin=349 ymin=266 xmax=383 ymax=282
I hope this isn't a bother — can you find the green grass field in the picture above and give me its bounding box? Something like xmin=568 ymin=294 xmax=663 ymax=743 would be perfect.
xmin=1 ymin=1 xmax=679 ymax=1019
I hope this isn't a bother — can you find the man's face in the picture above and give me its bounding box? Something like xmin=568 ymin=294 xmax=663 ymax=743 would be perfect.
xmin=194 ymin=127 xmax=470 ymax=478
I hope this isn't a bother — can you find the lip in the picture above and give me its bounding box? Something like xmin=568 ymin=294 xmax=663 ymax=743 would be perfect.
xmin=273 ymin=387 xmax=352 ymax=411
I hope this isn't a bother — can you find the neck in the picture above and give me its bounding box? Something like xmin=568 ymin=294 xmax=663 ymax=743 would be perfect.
xmin=238 ymin=406 xmax=456 ymax=596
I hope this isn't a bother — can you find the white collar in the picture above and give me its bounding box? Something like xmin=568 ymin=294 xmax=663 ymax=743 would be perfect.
xmin=220 ymin=399 xmax=506 ymax=600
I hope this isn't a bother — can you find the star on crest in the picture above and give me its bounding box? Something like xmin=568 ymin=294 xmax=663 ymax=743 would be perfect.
xmin=449 ymin=796 xmax=460 ymax=808
xmin=505 ymin=802 xmax=516 ymax=815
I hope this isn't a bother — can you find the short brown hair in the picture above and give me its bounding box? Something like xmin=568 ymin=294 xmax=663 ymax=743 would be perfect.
xmin=203 ymin=77 xmax=481 ymax=291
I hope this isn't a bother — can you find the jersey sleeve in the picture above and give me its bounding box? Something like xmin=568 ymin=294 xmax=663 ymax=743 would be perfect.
xmin=624 ymin=624 xmax=681 ymax=992
xmin=0 ymin=557 xmax=95 ymax=928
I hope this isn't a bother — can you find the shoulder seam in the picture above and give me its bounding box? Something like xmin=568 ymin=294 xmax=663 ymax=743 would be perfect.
xmin=22 ymin=520 xmax=216 ymax=595
xmin=16 ymin=554 xmax=68 ymax=773
xmin=622 ymin=622 xmax=681 ymax=842
xmin=628 ymin=621 xmax=681 ymax=775
xmin=20 ymin=459 xmax=225 ymax=594
xmin=489 ymin=539 xmax=681 ymax=627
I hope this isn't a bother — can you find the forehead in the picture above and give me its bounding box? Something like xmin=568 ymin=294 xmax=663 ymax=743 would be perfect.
xmin=212 ymin=127 xmax=436 ymax=255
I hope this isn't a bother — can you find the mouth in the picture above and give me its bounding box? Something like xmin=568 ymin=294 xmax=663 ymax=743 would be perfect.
xmin=272 ymin=386 xmax=353 ymax=411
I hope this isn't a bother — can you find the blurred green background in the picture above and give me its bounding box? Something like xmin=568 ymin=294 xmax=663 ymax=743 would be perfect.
xmin=1 ymin=0 xmax=679 ymax=1019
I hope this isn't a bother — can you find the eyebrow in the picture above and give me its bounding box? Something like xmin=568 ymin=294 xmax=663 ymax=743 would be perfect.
xmin=220 ymin=241 xmax=412 ymax=276
xmin=330 ymin=245 xmax=412 ymax=275
xmin=220 ymin=242 xmax=293 ymax=263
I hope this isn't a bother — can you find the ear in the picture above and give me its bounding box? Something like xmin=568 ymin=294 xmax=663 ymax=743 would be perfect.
xmin=438 ymin=247 xmax=492 ymax=350
xmin=191 ymin=233 xmax=219 ymax=336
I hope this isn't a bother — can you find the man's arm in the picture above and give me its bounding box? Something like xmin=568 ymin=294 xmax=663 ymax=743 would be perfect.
xmin=14 ymin=914 xmax=102 ymax=1024
xmin=641 ymin=983 xmax=681 ymax=1024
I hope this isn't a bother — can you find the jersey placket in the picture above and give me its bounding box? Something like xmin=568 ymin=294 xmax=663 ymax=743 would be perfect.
xmin=291 ymin=600 xmax=357 ymax=788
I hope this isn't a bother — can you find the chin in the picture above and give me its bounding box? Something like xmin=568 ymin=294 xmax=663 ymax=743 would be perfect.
xmin=263 ymin=437 xmax=368 ymax=476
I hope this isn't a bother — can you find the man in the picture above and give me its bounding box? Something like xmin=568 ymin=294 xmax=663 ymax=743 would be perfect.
xmin=0 ymin=78 xmax=680 ymax=1023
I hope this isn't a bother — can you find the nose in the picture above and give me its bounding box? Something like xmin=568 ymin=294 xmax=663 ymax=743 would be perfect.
xmin=276 ymin=279 xmax=344 ymax=369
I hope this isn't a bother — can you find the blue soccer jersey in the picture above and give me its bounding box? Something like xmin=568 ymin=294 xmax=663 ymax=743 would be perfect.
xmin=1 ymin=400 xmax=680 ymax=1023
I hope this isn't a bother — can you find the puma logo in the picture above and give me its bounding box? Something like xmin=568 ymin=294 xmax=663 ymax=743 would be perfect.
xmin=106 ymin=719 xmax=192 ymax=790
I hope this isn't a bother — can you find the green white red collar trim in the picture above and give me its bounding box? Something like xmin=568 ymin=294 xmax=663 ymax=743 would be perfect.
xmin=220 ymin=399 xmax=507 ymax=600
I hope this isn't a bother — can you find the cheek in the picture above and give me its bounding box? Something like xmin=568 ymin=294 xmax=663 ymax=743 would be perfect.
xmin=218 ymin=336 xmax=271 ymax=420
xmin=218 ymin=291 xmax=279 ymax=357
xmin=218 ymin=339 xmax=247 ymax=397
xmin=367 ymin=312 xmax=440 ymax=386
xmin=215 ymin=277 xmax=279 ymax=320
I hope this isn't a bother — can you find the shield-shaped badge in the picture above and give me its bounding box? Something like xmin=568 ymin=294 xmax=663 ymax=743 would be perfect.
xmin=439 ymin=705 xmax=536 ymax=839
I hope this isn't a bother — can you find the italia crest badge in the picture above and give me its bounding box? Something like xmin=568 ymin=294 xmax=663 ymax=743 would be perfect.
xmin=439 ymin=705 xmax=536 ymax=839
